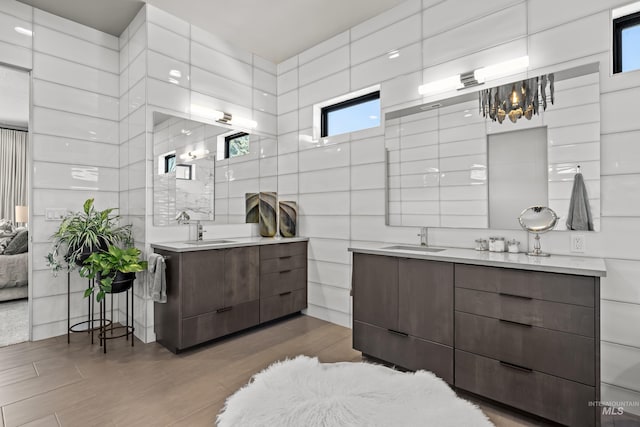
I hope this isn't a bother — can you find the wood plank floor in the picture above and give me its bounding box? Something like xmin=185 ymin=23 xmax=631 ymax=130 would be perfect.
xmin=0 ymin=315 xmax=636 ymax=426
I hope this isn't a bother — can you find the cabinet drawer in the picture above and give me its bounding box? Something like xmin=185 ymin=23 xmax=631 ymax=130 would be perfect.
xmin=260 ymin=288 xmax=306 ymax=323
xmin=261 ymin=254 xmax=306 ymax=274
xmin=455 ymin=350 xmax=595 ymax=427
xmin=261 ymin=268 xmax=306 ymax=298
xmin=455 ymin=288 xmax=594 ymax=337
xmin=455 ymin=264 xmax=595 ymax=307
xmin=455 ymin=312 xmax=595 ymax=385
xmin=181 ymin=300 xmax=259 ymax=349
xmin=260 ymin=242 xmax=307 ymax=260
xmin=353 ymin=321 xmax=453 ymax=384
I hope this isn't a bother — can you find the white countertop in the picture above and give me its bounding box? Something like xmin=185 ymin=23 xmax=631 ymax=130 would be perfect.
xmin=348 ymin=244 xmax=607 ymax=277
xmin=151 ymin=236 xmax=309 ymax=253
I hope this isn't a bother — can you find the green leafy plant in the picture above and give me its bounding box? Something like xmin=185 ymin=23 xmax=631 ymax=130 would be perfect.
xmin=80 ymin=245 xmax=148 ymax=302
xmin=46 ymin=198 xmax=132 ymax=273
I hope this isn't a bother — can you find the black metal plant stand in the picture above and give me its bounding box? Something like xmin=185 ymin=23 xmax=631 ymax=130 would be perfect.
xmin=67 ymin=270 xmax=111 ymax=344
xmin=98 ymin=284 xmax=134 ymax=354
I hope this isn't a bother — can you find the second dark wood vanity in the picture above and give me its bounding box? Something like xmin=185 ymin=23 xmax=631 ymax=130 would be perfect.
xmin=350 ymin=247 xmax=606 ymax=427
xmin=153 ymin=239 xmax=307 ymax=353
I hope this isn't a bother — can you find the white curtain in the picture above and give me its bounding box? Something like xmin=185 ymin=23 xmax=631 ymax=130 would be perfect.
xmin=0 ymin=128 xmax=28 ymax=223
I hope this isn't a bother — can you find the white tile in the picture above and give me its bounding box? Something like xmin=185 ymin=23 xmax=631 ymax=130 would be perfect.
xmin=352 ymin=0 xmax=421 ymax=41
xmin=277 ymin=90 xmax=298 ymax=115
xmin=380 ymin=71 xmax=422 ymax=109
xmin=34 ymin=53 xmax=119 ymax=97
xmin=352 ymin=42 xmax=422 ymax=90
xmin=33 ymin=161 xmax=119 ymax=191
xmin=543 ymin=103 xmax=600 ymax=128
xmin=602 ymin=87 xmax=640 ymax=134
xmin=128 ymin=51 xmax=146 ymax=87
xmin=439 ymin=138 xmax=486 ymax=158
xmin=351 ymin=136 xmax=385 ymax=165
xmin=602 ymin=341 xmax=640 ymax=393
xmin=147 ymin=4 xmax=189 ymax=36
xmin=34 ymin=8 xmax=117 ymax=50
xmin=253 ymin=54 xmax=276 ymax=74
xmin=306 ymin=304 xmax=351 ymax=328
xmin=253 ymin=90 xmax=277 ymax=115
xmin=299 ymin=215 xmax=350 ymax=239
xmin=351 ymin=163 xmax=385 ymax=190
xmin=440 ymin=185 xmax=487 ymax=201
xmin=602 ymin=175 xmax=640 ymax=217
xmin=299 ymin=192 xmax=350 ymax=215
xmin=0 ymin=0 xmax=32 ymax=21
xmin=440 ymin=215 xmax=487 ymax=228
xmin=308 ymin=237 xmax=351 ymax=264
xmin=147 ymin=78 xmax=190 ymax=114
xmin=602 ymin=259 xmax=640 ymax=305
xmin=422 ymin=0 xmax=515 ymax=39
xmin=191 ymin=41 xmax=252 ymax=86
xmin=299 ymin=46 xmax=349 ymax=86
xmin=253 ymin=110 xmax=277 ymax=136
xmin=423 ymin=4 xmax=526 ymax=67
xmin=278 ymin=110 xmax=298 ymax=135
xmin=601 ymin=383 xmax=640 ymax=417
xmin=277 ymin=68 xmax=298 ymax=95
xmin=33 ymin=25 xmax=118 ymax=74
xmin=147 ymin=51 xmax=189 ymax=88
xmin=299 ymin=167 xmax=350 ymax=193
xmin=253 ymin=67 xmax=277 ymax=94
xmin=350 ymin=215 xmax=419 ymax=243
xmin=32 ymin=107 xmax=118 ymax=144
xmin=278 ymin=173 xmax=298 ymax=194
xmin=278 ymin=152 xmax=298 ymax=175
xmin=191 ymin=67 xmax=252 ymax=108
xmin=191 ymin=24 xmax=252 ymax=65
xmin=528 ymin=12 xmax=609 ymax=70
xmin=0 ymin=12 xmax=32 ymax=47
xmin=129 ymin=78 xmax=145 ymax=113
xmin=32 ymin=135 xmax=119 ymax=168
xmin=351 ymin=14 xmax=421 ymax=65
xmin=260 ymin=176 xmax=277 ymax=191
xmin=400 ymin=145 xmax=438 ymax=162
xmin=602 ymin=300 xmax=640 ymax=348
xmin=0 ymin=39 xmax=31 ymax=69
xmin=308 ymin=261 xmax=351 ymax=290
xmin=277 ymin=56 xmax=298 ymax=75
xmin=31 ymin=188 xmax=118 ymax=216
xmin=439 ymin=123 xmax=485 ymax=144
xmin=128 ymin=106 xmax=146 ymax=139
xmin=602 ymin=131 xmax=640 ymax=175
xmin=129 ymin=23 xmax=146 ymax=61
xmin=548 ymin=142 xmax=599 ymax=164
xmin=351 ymin=189 xmax=386 ymax=215
xmin=299 ymin=144 xmax=349 ymax=172
xmin=148 ymin=22 xmax=189 ymax=62
xmin=33 ymin=79 xmax=118 ymax=120
xmin=528 ymin=0 xmax=615 ymax=34
xmin=299 ymin=31 xmax=349 ymax=65
xmin=439 ymin=154 xmax=486 ymax=172
xmin=299 ymin=70 xmax=350 ymax=108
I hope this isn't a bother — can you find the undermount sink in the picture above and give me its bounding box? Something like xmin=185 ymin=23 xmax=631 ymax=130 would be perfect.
xmin=184 ymin=239 xmax=236 ymax=245
xmin=383 ymin=245 xmax=446 ymax=253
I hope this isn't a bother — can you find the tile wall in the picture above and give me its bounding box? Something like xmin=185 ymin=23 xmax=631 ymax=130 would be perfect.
xmin=276 ymin=0 xmax=640 ymax=412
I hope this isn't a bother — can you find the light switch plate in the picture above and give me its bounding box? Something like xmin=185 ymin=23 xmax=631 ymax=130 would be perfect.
xmin=45 ymin=208 xmax=68 ymax=221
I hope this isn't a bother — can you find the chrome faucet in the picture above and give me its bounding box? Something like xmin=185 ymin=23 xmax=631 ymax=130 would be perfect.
xmin=196 ymin=221 xmax=204 ymax=241
xmin=417 ymin=227 xmax=428 ymax=246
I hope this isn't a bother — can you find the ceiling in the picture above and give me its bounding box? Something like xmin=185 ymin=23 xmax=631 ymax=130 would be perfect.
xmin=0 ymin=65 xmax=29 ymax=129
xmin=18 ymin=0 xmax=406 ymax=63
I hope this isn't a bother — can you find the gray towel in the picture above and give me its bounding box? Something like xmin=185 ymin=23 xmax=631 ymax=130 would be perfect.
xmin=566 ymin=172 xmax=594 ymax=231
xmin=147 ymin=253 xmax=167 ymax=303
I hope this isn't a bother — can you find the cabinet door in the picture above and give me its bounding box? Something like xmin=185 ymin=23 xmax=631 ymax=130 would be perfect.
xmin=352 ymin=253 xmax=398 ymax=330
xmin=398 ymin=259 xmax=453 ymax=346
xmin=224 ymin=246 xmax=259 ymax=306
xmin=182 ymin=250 xmax=225 ymax=318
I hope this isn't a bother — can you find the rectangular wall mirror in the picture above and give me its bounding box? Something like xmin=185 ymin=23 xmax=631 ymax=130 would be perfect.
xmin=385 ymin=62 xmax=600 ymax=231
xmin=152 ymin=112 xmax=278 ymax=226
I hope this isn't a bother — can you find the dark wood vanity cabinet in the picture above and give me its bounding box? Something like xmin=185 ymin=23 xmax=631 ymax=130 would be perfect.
xmin=154 ymin=241 xmax=307 ymax=353
xmin=351 ymin=253 xmax=601 ymax=427
xmin=352 ymin=253 xmax=454 ymax=383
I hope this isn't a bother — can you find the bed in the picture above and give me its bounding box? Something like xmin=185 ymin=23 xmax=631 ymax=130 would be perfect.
xmin=0 ymin=224 xmax=28 ymax=302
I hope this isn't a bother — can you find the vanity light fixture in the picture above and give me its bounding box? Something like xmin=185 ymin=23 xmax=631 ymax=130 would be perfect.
xmin=190 ymin=105 xmax=258 ymax=129
xmin=180 ymin=149 xmax=209 ymax=161
xmin=418 ymin=56 xmax=530 ymax=95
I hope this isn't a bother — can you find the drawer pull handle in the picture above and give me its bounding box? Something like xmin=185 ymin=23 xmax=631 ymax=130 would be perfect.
xmin=280 ymin=269 xmax=292 ymax=274
xmin=499 ymin=319 xmax=532 ymax=328
xmin=498 ymin=292 xmax=532 ymax=300
xmin=279 ymin=255 xmax=292 ymax=259
xmin=499 ymin=361 xmax=532 ymax=373
xmin=279 ymin=291 xmax=292 ymax=297
xmin=387 ymin=329 xmax=408 ymax=338
xmin=216 ymin=306 xmax=233 ymax=313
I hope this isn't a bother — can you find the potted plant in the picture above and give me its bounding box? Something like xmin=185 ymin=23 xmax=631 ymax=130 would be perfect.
xmin=46 ymin=198 xmax=132 ymax=273
xmin=80 ymin=245 xmax=148 ymax=302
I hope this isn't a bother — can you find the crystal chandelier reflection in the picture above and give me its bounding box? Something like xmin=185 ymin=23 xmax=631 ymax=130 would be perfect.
xmin=479 ymin=73 xmax=555 ymax=123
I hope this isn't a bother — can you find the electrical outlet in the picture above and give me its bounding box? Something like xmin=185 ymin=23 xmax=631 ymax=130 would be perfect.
xmin=571 ymin=233 xmax=586 ymax=253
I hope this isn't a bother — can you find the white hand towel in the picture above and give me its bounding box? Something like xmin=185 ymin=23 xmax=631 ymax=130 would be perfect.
xmin=147 ymin=253 xmax=167 ymax=303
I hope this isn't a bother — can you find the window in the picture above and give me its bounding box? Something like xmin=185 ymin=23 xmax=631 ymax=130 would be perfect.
xmin=164 ymin=154 xmax=176 ymax=173
xmin=225 ymin=132 xmax=250 ymax=159
xmin=614 ymin=10 xmax=640 ymax=73
xmin=320 ymin=91 xmax=380 ymax=137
